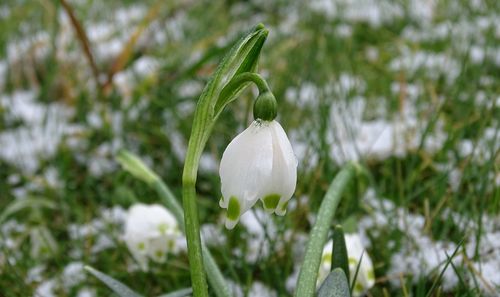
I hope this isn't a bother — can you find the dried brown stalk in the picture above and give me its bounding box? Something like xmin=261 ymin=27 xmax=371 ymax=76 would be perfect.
xmin=60 ymin=0 xmax=102 ymax=91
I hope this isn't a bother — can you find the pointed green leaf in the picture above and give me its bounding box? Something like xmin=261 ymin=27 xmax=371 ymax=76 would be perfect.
xmin=85 ymin=266 xmax=143 ymax=297
xmin=317 ymin=268 xmax=351 ymax=297
xmin=331 ymin=225 xmax=350 ymax=283
xmin=185 ymin=24 xmax=269 ymax=180
xmin=209 ymin=24 xmax=268 ymax=118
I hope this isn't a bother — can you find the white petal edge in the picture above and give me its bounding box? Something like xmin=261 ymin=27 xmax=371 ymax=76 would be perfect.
xmin=260 ymin=120 xmax=298 ymax=215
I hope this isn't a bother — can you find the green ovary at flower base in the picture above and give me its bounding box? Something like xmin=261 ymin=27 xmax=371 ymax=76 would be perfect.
xmin=219 ymin=91 xmax=298 ymax=229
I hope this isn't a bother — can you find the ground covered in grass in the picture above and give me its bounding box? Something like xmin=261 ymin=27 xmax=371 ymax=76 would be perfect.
xmin=0 ymin=0 xmax=499 ymax=296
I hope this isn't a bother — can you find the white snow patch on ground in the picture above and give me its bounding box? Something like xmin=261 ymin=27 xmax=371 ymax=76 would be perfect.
xmin=329 ymin=93 xmax=447 ymax=164
xmin=0 ymin=90 xmax=81 ymax=174
xmin=359 ymin=188 xmax=500 ymax=295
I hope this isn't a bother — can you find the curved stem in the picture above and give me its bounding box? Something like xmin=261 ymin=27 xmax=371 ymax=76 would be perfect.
xmin=219 ymin=72 xmax=270 ymax=99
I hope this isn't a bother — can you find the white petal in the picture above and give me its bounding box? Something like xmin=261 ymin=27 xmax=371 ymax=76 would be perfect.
xmin=317 ymin=239 xmax=334 ymax=286
xmin=148 ymin=236 xmax=169 ymax=263
xmin=220 ymin=121 xmax=274 ymax=203
xmin=219 ymin=121 xmax=274 ymax=227
xmin=345 ymin=234 xmax=375 ymax=295
xmin=124 ymin=235 xmax=149 ymax=271
xmin=260 ymin=120 xmax=297 ymax=215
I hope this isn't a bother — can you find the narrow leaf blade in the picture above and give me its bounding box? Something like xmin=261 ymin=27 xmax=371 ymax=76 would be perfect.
xmin=331 ymin=225 xmax=350 ymax=283
xmin=85 ymin=266 xmax=144 ymax=297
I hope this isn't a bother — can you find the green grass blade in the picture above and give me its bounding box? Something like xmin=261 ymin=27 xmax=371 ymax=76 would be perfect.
xmin=425 ymin=239 xmax=464 ymax=297
xmin=331 ymin=225 xmax=350 ymax=283
xmin=350 ymin=252 xmax=363 ymax=295
xmin=84 ymin=266 xmax=143 ymax=297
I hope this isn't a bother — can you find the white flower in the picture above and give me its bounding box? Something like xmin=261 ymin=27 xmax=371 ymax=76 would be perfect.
xmin=319 ymin=233 xmax=375 ymax=296
xmin=219 ymin=119 xmax=297 ymax=229
xmin=123 ymin=203 xmax=183 ymax=271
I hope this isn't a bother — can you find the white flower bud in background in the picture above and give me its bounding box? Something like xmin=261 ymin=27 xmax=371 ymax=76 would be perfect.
xmin=219 ymin=119 xmax=297 ymax=229
xmin=123 ymin=203 xmax=184 ymax=271
xmin=319 ymin=233 xmax=375 ymax=296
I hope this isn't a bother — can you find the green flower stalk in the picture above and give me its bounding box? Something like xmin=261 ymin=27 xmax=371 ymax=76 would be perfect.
xmin=182 ymin=24 xmax=270 ymax=297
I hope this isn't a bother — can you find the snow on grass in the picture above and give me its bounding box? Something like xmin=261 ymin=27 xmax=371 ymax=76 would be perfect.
xmin=360 ymin=188 xmax=500 ymax=295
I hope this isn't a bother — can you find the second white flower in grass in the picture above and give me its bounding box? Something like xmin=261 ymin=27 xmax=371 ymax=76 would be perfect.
xmin=124 ymin=203 xmax=184 ymax=271
xmin=219 ymin=119 xmax=297 ymax=229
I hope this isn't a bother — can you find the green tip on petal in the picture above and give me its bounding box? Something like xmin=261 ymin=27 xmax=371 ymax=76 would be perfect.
xmin=262 ymin=194 xmax=281 ymax=212
xmin=367 ymin=269 xmax=375 ymax=281
xmin=227 ymin=196 xmax=241 ymax=221
xmin=225 ymin=197 xmax=242 ymax=229
xmin=354 ymin=282 xmax=364 ymax=294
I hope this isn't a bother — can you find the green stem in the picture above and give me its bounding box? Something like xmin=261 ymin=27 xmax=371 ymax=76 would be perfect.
xmin=153 ymin=178 xmax=231 ymax=297
xmin=182 ymin=171 xmax=208 ymax=297
xmin=219 ymin=72 xmax=270 ymax=99
xmin=294 ymin=162 xmax=360 ymax=297
xmin=179 ymin=24 xmax=269 ymax=297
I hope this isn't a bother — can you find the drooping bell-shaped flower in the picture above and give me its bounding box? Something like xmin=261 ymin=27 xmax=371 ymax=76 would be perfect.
xmin=123 ymin=203 xmax=184 ymax=271
xmin=219 ymin=92 xmax=297 ymax=229
xmin=319 ymin=233 xmax=375 ymax=296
